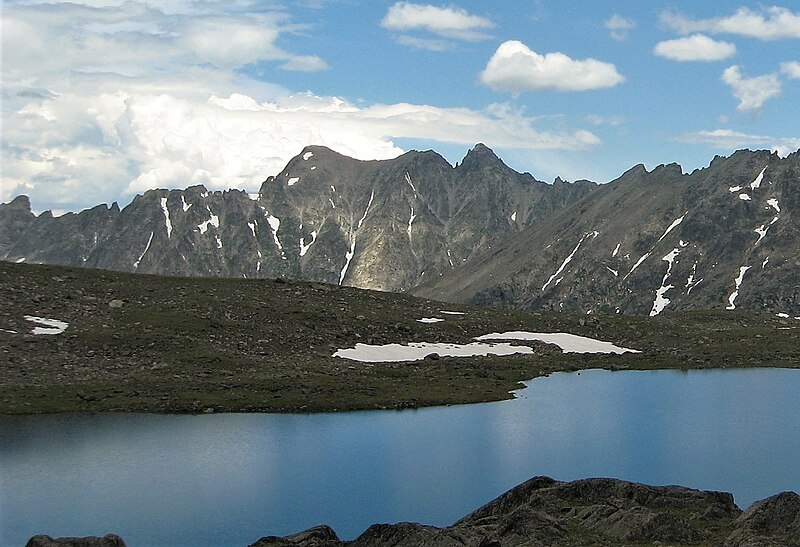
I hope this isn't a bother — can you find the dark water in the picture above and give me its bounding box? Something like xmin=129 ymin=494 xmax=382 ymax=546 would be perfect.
xmin=2 ymin=368 xmax=799 ymax=546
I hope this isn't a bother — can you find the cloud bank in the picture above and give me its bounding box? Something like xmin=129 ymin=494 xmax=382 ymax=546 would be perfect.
xmin=1 ymin=1 xmax=599 ymax=212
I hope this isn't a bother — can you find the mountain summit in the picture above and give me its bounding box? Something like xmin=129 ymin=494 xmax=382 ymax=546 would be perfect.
xmin=1 ymin=144 xmax=594 ymax=292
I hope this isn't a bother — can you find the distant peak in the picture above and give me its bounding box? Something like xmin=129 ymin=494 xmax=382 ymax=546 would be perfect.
xmin=7 ymin=195 xmax=32 ymax=210
xmin=459 ymin=143 xmax=506 ymax=171
xmin=468 ymin=143 xmax=497 ymax=156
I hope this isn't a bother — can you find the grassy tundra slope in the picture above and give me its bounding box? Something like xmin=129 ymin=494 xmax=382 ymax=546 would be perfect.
xmin=1 ymin=261 xmax=798 ymax=414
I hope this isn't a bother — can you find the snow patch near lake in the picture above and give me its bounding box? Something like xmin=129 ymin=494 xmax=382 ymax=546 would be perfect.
xmin=334 ymin=342 xmax=536 ymax=363
xmin=288 ymin=177 xmax=300 ymax=186
xmin=476 ymin=332 xmax=640 ymax=354
xmin=303 ymin=151 xmax=314 ymax=160
xmin=24 ymin=316 xmax=68 ymax=335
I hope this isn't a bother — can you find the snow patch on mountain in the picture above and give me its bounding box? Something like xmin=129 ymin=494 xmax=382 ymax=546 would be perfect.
xmin=288 ymin=177 xmax=300 ymax=187
xmin=303 ymin=151 xmax=314 ymax=160
xmin=134 ymin=232 xmax=154 ymax=268
xmin=625 ymin=213 xmax=685 ymax=279
xmin=299 ymin=230 xmax=317 ymax=257
xmin=750 ymin=166 xmax=767 ymax=189
xmin=650 ymin=248 xmax=680 ymax=316
xmin=542 ymin=231 xmax=598 ymax=292
xmin=405 ymin=172 xmax=417 ymax=197
xmin=197 ymin=208 xmax=219 ymax=234
xmin=265 ymin=212 xmax=286 ymax=259
xmin=726 ymin=266 xmax=751 ymax=310
xmin=767 ymin=198 xmax=780 ymax=213
xmin=160 ymin=197 xmax=172 ymax=239
xmin=339 ymin=240 xmax=356 ymax=285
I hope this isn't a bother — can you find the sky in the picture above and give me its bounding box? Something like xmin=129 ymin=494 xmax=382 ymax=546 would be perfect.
xmin=2 ymin=1 xmax=800 ymax=213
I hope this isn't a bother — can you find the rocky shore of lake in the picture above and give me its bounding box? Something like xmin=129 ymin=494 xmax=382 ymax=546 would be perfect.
xmin=28 ymin=476 xmax=800 ymax=547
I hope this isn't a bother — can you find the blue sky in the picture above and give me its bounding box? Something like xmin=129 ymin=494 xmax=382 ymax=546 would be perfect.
xmin=2 ymin=1 xmax=799 ymax=212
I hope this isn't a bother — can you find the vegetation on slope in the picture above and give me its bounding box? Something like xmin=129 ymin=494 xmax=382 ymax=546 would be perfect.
xmin=1 ymin=261 xmax=798 ymax=414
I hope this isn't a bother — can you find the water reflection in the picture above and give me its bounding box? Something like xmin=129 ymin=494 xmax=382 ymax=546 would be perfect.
xmin=1 ymin=368 xmax=798 ymax=546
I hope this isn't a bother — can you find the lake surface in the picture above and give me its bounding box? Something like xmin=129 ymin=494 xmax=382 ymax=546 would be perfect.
xmin=2 ymin=368 xmax=799 ymax=546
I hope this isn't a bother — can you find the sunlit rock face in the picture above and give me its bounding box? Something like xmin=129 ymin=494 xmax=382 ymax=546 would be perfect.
xmin=0 ymin=144 xmax=594 ymax=291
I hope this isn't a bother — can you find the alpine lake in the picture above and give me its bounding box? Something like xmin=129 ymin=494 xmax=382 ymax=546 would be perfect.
xmin=2 ymin=367 xmax=799 ymax=546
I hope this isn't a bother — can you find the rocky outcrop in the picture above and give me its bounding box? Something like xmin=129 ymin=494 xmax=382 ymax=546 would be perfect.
xmin=724 ymin=491 xmax=800 ymax=546
xmin=26 ymin=534 xmax=126 ymax=547
xmin=252 ymin=476 xmax=800 ymax=546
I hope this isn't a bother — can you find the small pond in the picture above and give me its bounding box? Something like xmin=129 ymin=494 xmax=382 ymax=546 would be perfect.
xmin=2 ymin=368 xmax=798 ymax=546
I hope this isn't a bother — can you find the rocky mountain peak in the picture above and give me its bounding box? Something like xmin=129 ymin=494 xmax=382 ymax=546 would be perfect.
xmin=457 ymin=143 xmax=507 ymax=172
xmin=6 ymin=195 xmax=32 ymax=211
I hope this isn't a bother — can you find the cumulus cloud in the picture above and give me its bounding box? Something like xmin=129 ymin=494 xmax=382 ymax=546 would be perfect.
xmin=381 ymin=1 xmax=493 ymax=40
xmin=721 ymin=66 xmax=782 ymax=112
xmin=480 ymin=40 xmax=624 ymax=93
xmin=605 ymin=14 xmax=635 ymax=41
xmin=675 ymin=129 xmax=800 ymax=156
xmin=661 ymin=6 xmax=800 ymax=40
xmin=654 ymin=34 xmax=736 ymax=62
xmin=782 ymin=61 xmax=800 ymax=79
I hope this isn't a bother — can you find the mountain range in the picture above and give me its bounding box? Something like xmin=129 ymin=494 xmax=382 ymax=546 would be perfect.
xmin=2 ymin=145 xmax=799 ymax=316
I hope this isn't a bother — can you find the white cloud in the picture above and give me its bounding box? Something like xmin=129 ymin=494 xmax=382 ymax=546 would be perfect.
xmin=480 ymin=40 xmax=624 ymax=93
xmin=782 ymin=61 xmax=800 ymax=79
xmin=661 ymin=6 xmax=800 ymax=40
xmin=654 ymin=34 xmax=736 ymax=62
xmin=381 ymin=2 xmax=494 ymax=40
xmin=721 ymin=66 xmax=782 ymax=112
xmin=675 ymin=129 xmax=800 ymax=156
xmin=605 ymin=14 xmax=635 ymax=41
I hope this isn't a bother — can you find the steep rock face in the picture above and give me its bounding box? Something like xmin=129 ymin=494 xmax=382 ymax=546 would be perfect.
xmin=0 ymin=145 xmax=595 ymax=292
xmin=414 ymin=149 xmax=800 ymax=316
xmin=257 ymin=144 xmax=594 ymax=291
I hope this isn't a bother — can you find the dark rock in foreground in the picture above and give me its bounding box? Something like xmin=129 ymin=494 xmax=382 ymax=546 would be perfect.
xmin=26 ymin=534 xmax=126 ymax=547
xmin=254 ymin=476 xmax=800 ymax=546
